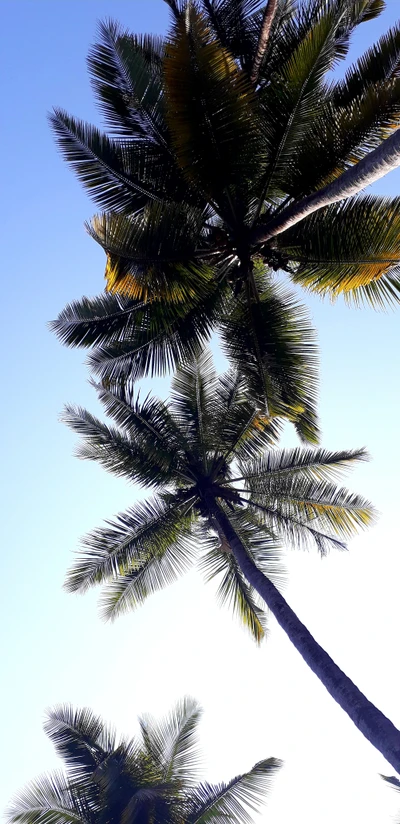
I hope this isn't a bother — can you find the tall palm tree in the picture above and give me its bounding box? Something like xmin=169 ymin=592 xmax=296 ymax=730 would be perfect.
xmin=6 ymin=699 xmax=280 ymax=824
xmin=61 ymin=353 xmax=400 ymax=772
xmin=50 ymin=0 xmax=400 ymax=442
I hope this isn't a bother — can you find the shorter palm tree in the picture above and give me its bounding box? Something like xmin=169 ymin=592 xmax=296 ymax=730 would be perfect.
xmin=6 ymin=699 xmax=280 ymax=824
xmin=61 ymin=353 xmax=400 ymax=771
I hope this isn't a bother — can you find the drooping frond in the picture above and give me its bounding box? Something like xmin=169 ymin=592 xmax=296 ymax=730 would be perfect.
xmin=5 ymin=772 xmax=94 ymax=824
xmin=98 ymin=525 xmax=196 ymax=621
xmin=278 ymin=195 xmax=400 ymax=302
xmin=246 ymin=475 xmax=375 ymax=554
xmin=65 ymin=494 xmax=195 ymax=594
xmin=220 ymin=279 xmax=319 ymax=443
xmin=87 ymin=203 xmax=211 ymax=301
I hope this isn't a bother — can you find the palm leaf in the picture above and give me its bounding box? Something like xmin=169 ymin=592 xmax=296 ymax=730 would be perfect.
xmin=43 ymin=706 xmax=115 ymax=781
xmin=140 ymin=697 xmax=202 ymax=788
xmin=98 ymin=524 xmax=196 ymax=621
xmin=87 ymin=204 xmax=212 ymax=301
xmin=187 ymin=757 xmax=282 ymax=824
xmin=163 ymin=7 xmax=261 ymax=212
xmin=5 ymin=773 xmax=94 ymax=824
xmin=237 ymin=446 xmax=368 ymax=487
xmin=219 ymin=279 xmax=319 ymax=443
xmin=65 ymin=494 xmax=194 ymax=594
xmin=277 ymin=195 xmax=400 ymax=302
xmin=49 ymin=110 xmax=158 ymax=212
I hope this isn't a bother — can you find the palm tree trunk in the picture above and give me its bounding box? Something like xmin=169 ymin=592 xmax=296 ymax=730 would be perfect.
xmin=251 ymin=128 xmax=400 ymax=245
xmin=250 ymin=0 xmax=279 ymax=86
xmin=209 ymin=498 xmax=400 ymax=773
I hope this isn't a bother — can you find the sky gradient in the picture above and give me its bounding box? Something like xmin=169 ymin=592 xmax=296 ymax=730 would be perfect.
xmin=1 ymin=2 xmax=400 ymax=822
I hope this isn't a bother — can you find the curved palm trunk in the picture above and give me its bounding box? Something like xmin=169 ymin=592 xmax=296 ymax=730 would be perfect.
xmin=250 ymin=0 xmax=279 ymax=86
xmin=252 ymin=128 xmax=400 ymax=245
xmin=210 ymin=499 xmax=400 ymax=773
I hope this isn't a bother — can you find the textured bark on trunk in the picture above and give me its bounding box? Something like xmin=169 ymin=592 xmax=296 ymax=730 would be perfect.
xmin=210 ymin=499 xmax=400 ymax=773
xmin=250 ymin=0 xmax=279 ymax=86
xmin=251 ymin=128 xmax=400 ymax=245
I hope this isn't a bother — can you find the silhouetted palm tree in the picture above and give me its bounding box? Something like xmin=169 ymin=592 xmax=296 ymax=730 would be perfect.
xmin=61 ymin=353 xmax=400 ymax=772
xmin=51 ymin=0 xmax=400 ymax=440
xmin=6 ymin=699 xmax=280 ymax=824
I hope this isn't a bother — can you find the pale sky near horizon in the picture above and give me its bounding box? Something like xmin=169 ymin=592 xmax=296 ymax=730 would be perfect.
xmin=1 ymin=1 xmax=400 ymax=822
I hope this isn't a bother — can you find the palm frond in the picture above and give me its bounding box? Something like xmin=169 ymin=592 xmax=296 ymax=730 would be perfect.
xmin=163 ymin=6 xmax=261 ymax=213
xmin=278 ymin=195 xmax=400 ymax=301
xmin=220 ymin=279 xmax=319 ymax=443
xmin=5 ymin=772 xmax=94 ymax=824
xmin=88 ymin=21 xmax=165 ymax=141
xmin=237 ymin=446 xmax=369 ymax=488
xmin=43 ymin=706 xmax=115 ymax=781
xmin=140 ymin=697 xmax=202 ymax=788
xmin=49 ymin=110 xmax=157 ymax=212
xmin=187 ymin=757 xmax=282 ymax=824
xmin=98 ymin=525 xmax=196 ymax=621
xmin=65 ymin=494 xmax=194 ymax=594
xmin=247 ymin=476 xmax=375 ymax=554
xmin=61 ymin=405 xmax=176 ymax=488
xmin=87 ymin=203 xmax=212 ymax=301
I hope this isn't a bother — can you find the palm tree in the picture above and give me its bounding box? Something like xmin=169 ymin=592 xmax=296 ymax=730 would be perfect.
xmin=50 ymin=0 xmax=400 ymax=441
xmin=61 ymin=353 xmax=400 ymax=772
xmin=6 ymin=699 xmax=280 ymax=824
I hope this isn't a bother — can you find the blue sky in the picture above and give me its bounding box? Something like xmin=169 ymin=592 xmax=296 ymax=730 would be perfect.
xmin=1 ymin=2 xmax=400 ymax=822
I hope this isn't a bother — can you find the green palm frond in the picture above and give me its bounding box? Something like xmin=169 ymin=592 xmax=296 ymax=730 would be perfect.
xmin=87 ymin=203 xmax=212 ymax=301
xmin=88 ymin=21 xmax=165 ymax=141
xmin=170 ymin=351 xmax=220 ymax=463
xmin=43 ymin=707 xmax=115 ymax=782
xmin=49 ymin=110 xmax=158 ymax=212
xmin=51 ymin=286 xmax=224 ymax=384
xmin=65 ymin=495 xmax=194 ymax=594
xmin=200 ymin=532 xmax=268 ymax=643
xmin=187 ymin=757 xmax=282 ymax=824
xmin=163 ymin=6 xmax=261 ymax=212
xmin=62 ymin=405 xmax=176 ymax=488
xmin=208 ymin=366 xmax=282 ymax=466
xmin=98 ymin=526 xmax=196 ymax=621
xmin=237 ymin=447 xmax=369 ymax=487
xmin=140 ymin=697 xmax=202 ymax=787
xmin=278 ymin=196 xmax=400 ymax=301
xmin=247 ymin=475 xmax=375 ymax=553
xmin=220 ymin=279 xmax=319 ymax=443
xmin=5 ymin=773 xmax=94 ymax=824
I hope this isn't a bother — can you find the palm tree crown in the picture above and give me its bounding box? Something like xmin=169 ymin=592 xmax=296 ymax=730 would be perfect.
xmin=51 ymin=0 xmax=400 ymax=441
xmin=6 ymin=699 xmax=281 ymax=824
xmin=63 ymin=353 xmax=372 ymax=642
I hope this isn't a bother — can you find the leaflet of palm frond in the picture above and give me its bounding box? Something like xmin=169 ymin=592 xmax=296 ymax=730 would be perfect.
xmin=219 ymin=284 xmax=319 ymax=443
xmin=88 ymin=206 xmax=213 ymax=302
xmin=257 ymin=3 xmax=361 ymax=203
xmin=86 ymin=286 xmax=226 ymax=384
xmin=163 ymin=7 xmax=261 ymax=210
xmin=277 ymin=195 xmax=400 ymax=300
xmin=284 ymin=79 xmax=400 ymax=198
xmin=88 ymin=21 xmax=165 ymax=140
